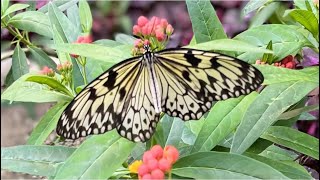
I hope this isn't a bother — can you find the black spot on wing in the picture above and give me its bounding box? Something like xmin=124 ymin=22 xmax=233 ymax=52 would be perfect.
xmin=104 ymin=70 xmax=117 ymax=88
xmin=182 ymin=70 xmax=191 ymax=82
xmin=210 ymin=57 xmax=220 ymax=68
xmin=184 ymin=50 xmax=201 ymax=67
xmin=119 ymin=87 xmax=126 ymax=101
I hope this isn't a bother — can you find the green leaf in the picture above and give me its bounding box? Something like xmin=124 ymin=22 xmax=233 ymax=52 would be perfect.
xmin=48 ymin=2 xmax=79 ymax=43
xmin=261 ymin=126 xmax=319 ymax=160
xmin=4 ymin=67 xmax=14 ymax=87
xmin=12 ymin=43 xmax=29 ymax=80
xmin=234 ymin=24 xmax=308 ymax=63
xmin=79 ymin=0 xmax=92 ymax=33
xmin=8 ymin=11 xmax=52 ymax=37
xmin=259 ymin=145 xmax=299 ymax=161
xmin=26 ymin=75 xmax=73 ymax=97
xmin=52 ymin=25 xmax=68 ymax=64
xmin=278 ymin=104 xmax=319 ymax=120
xmin=1 ymin=0 xmax=9 ymax=16
xmin=1 ymin=74 xmax=73 ymax=103
xmin=53 ymin=43 xmax=129 ymax=63
xmin=186 ymin=39 xmax=273 ymax=54
xmin=249 ymin=2 xmax=280 ymax=28
xmin=172 ymin=152 xmax=289 ymax=179
xmin=286 ymin=9 xmax=319 ymax=39
xmin=67 ymin=4 xmax=81 ymax=32
xmin=94 ymin=39 xmax=123 ymax=47
xmin=293 ymin=0 xmax=318 ymax=16
xmin=245 ymin=153 xmax=312 ymax=179
xmin=114 ymin=33 xmax=137 ymax=45
xmin=256 ymin=65 xmax=319 ymax=85
xmin=231 ymin=81 xmax=318 ymax=154
xmin=261 ymin=40 xmax=273 ymax=64
xmin=1 ymin=145 xmax=76 ymax=176
xmin=27 ymin=102 xmax=68 ymax=145
xmin=186 ymin=0 xmax=227 ymax=44
xmin=242 ymin=0 xmax=269 ymax=15
xmin=55 ymin=131 xmax=135 ymax=179
xmin=164 ymin=118 xmax=185 ymax=147
xmin=1 ymin=3 xmax=29 ymax=19
xmin=192 ymin=93 xmax=257 ymax=153
xmin=38 ymin=0 xmax=79 ymax=13
xmin=29 ymin=46 xmax=57 ymax=69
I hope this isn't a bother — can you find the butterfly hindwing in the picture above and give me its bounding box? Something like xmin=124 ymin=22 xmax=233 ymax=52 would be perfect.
xmin=154 ymin=48 xmax=264 ymax=121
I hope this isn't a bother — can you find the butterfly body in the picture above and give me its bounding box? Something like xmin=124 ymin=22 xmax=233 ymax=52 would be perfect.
xmin=57 ymin=47 xmax=263 ymax=142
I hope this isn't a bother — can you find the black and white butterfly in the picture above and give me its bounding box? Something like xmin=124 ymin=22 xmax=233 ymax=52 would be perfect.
xmin=56 ymin=46 xmax=263 ymax=142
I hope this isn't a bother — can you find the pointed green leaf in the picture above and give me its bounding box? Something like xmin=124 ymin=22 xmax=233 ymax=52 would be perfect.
xmin=186 ymin=0 xmax=227 ymax=43
xmin=79 ymin=0 xmax=92 ymax=33
xmin=27 ymin=102 xmax=68 ymax=145
xmin=261 ymin=126 xmax=319 ymax=160
xmin=1 ymin=3 xmax=29 ymax=19
xmin=231 ymin=81 xmax=318 ymax=154
xmin=1 ymin=145 xmax=76 ymax=176
xmin=1 ymin=74 xmax=73 ymax=103
xmin=12 ymin=43 xmax=29 ymax=80
xmin=192 ymin=93 xmax=257 ymax=153
xmin=8 ymin=11 xmax=52 ymax=37
xmin=29 ymin=46 xmax=57 ymax=69
xmin=54 ymin=131 xmax=135 ymax=179
xmin=172 ymin=152 xmax=289 ymax=179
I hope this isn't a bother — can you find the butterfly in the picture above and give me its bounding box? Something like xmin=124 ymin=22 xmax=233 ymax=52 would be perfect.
xmin=56 ymin=45 xmax=264 ymax=142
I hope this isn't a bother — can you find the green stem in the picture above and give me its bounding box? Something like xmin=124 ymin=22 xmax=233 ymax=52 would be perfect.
xmin=81 ymin=64 xmax=88 ymax=85
xmin=4 ymin=22 xmax=34 ymax=47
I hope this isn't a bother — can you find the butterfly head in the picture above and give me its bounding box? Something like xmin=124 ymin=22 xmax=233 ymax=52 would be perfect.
xmin=143 ymin=44 xmax=151 ymax=52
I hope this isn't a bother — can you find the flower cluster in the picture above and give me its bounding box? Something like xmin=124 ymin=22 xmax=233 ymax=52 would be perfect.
xmin=129 ymin=145 xmax=179 ymax=180
xmin=40 ymin=66 xmax=55 ymax=77
xmin=57 ymin=61 xmax=73 ymax=85
xmin=71 ymin=35 xmax=93 ymax=58
xmin=256 ymin=55 xmax=296 ymax=69
xmin=132 ymin=16 xmax=174 ymax=55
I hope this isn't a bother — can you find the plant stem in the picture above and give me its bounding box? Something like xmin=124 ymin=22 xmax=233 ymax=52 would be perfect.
xmin=4 ymin=23 xmax=33 ymax=47
xmin=82 ymin=64 xmax=88 ymax=85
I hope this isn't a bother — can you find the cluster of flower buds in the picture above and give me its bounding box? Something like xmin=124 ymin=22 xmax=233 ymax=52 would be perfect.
xmin=71 ymin=35 xmax=93 ymax=58
xmin=256 ymin=55 xmax=296 ymax=69
xmin=57 ymin=61 xmax=73 ymax=85
xmin=40 ymin=66 xmax=55 ymax=77
xmin=132 ymin=16 xmax=174 ymax=55
xmin=129 ymin=145 xmax=179 ymax=180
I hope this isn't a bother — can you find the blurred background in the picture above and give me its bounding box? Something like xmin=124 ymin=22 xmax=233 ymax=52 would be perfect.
xmin=1 ymin=1 xmax=319 ymax=179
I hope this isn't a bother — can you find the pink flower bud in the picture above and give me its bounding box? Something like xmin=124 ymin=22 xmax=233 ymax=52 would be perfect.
xmin=155 ymin=29 xmax=165 ymax=41
xmin=133 ymin=25 xmax=141 ymax=35
xmin=151 ymin=169 xmax=164 ymax=179
xmin=137 ymin=16 xmax=149 ymax=27
xmin=166 ymin=24 xmax=174 ymax=35
xmin=160 ymin=18 xmax=168 ymax=28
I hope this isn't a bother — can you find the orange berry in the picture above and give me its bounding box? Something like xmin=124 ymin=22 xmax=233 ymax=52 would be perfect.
xmin=163 ymin=146 xmax=179 ymax=164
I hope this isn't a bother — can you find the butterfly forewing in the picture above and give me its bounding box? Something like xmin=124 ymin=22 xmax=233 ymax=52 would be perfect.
xmin=57 ymin=47 xmax=264 ymax=142
xmin=155 ymin=48 xmax=263 ymax=121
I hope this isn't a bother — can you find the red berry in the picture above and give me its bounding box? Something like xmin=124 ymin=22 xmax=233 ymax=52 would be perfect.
xmin=163 ymin=146 xmax=179 ymax=164
xmin=138 ymin=164 xmax=149 ymax=176
xmin=141 ymin=173 xmax=152 ymax=180
xmin=150 ymin=145 xmax=163 ymax=159
xmin=151 ymin=169 xmax=164 ymax=179
xmin=158 ymin=158 xmax=171 ymax=172
xmin=146 ymin=159 xmax=158 ymax=171
xmin=285 ymin=61 xmax=294 ymax=69
xmin=143 ymin=151 xmax=155 ymax=163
